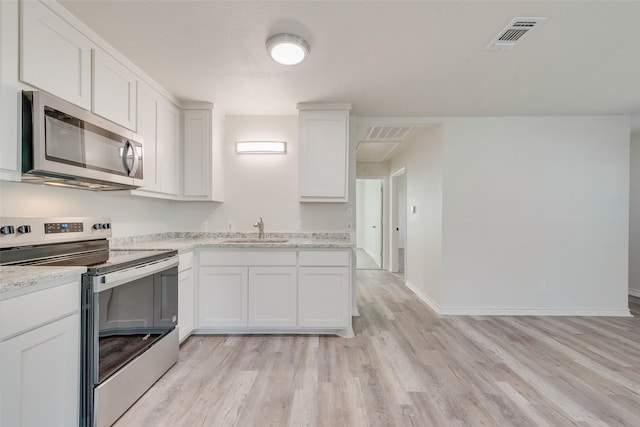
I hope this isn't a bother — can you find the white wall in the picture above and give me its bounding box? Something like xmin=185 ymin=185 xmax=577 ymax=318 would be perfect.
xmin=440 ymin=117 xmax=630 ymax=315
xmin=390 ymin=125 xmax=443 ymax=307
xmin=630 ymin=131 xmax=640 ymax=296
xmin=0 ymin=180 xmax=181 ymax=237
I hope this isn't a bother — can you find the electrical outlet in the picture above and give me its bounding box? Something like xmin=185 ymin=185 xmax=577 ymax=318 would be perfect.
xmin=227 ymin=221 xmax=235 ymax=231
xmin=346 ymin=222 xmax=353 ymax=230
xmin=200 ymin=222 xmax=208 ymax=232
xmin=539 ymin=280 xmax=547 ymax=292
xmin=346 ymin=208 xmax=353 ymax=217
xmin=296 ymin=220 xmax=303 ymax=231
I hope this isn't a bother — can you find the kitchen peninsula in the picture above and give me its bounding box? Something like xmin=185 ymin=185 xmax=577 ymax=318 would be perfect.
xmin=1 ymin=232 xmax=356 ymax=342
xmin=110 ymin=231 xmax=356 ymax=340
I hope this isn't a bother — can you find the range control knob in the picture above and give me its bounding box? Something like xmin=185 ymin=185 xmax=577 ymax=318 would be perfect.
xmin=17 ymin=225 xmax=32 ymax=234
xmin=0 ymin=226 xmax=15 ymax=235
xmin=93 ymin=223 xmax=103 ymax=230
xmin=102 ymin=223 xmax=111 ymax=230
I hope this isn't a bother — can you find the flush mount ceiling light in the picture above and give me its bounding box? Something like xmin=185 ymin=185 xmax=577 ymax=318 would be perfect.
xmin=266 ymin=33 xmax=309 ymax=65
xmin=236 ymin=141 xmax=287 ymax=154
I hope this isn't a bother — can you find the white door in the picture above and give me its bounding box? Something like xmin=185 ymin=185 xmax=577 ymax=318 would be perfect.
xmin=356 ymin=179 xmax=383 ymax=269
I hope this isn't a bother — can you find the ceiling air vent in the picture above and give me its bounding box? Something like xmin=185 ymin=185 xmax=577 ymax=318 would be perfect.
xmin=365 ymin=126 xmax=411 ymax=141
xmin=485 ymin=17 xmax=547 ymax=50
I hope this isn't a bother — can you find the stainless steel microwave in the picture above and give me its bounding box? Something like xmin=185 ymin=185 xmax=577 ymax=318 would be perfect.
xmin=22 ymin=91 xmax=144 ymax=190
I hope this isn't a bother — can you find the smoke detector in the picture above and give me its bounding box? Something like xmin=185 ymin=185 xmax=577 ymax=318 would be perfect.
xmin=486 ymin=17 xmax=547 ymax=50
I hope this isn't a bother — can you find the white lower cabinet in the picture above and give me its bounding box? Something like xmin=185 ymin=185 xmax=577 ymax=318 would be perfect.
xmin=178 ymin=252 xmax=195 ymax=342
xmin=1 ymin=315 xmax=79 ymax=427
xmin=195 ymin=249 xmax=352 ymax=335
xmin=298 ymin=267 xmax=350 ymax=328
xmin=1 ymin=281 xmax=80 ymax=427
xmin=248 ymin=267 xmax=297 ymax=327
xmin=199 ymin=266 xmax=248 ymax=328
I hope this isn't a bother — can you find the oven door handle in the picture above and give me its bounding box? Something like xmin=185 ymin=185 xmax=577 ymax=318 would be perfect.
xmin=95 ymin=257 xmax=178 ymax=292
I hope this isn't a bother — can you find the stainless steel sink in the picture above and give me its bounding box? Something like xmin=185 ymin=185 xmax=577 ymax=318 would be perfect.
xmin=222 ymin=238 xmax=289 ymax=244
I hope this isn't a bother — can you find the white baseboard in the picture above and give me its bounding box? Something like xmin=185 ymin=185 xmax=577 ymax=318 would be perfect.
xmin=405 ymin=280 xmax=441 ymax=314
xmin=404 ymin=280 xmax=632 ymax=317
xmin=438 ymin=307 xmax=632 ymax=317
xmin=629 ymin=288 xmax=640 ymax=298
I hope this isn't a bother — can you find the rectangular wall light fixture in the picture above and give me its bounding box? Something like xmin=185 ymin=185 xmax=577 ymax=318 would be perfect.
xmin=235 ymin=141 xmax=287 ymax=154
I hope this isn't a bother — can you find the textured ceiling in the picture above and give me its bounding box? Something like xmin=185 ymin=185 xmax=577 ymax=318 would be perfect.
xmin=59 ymin=0 xmax=640 ymax=129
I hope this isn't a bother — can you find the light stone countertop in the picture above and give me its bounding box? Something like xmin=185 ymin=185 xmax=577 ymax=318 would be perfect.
xmin=110 ymin=232 xmax=356 ymax=252
xmin=0 ymin=265 xmax=86 ymax=299
xmin=0 ymin=232 xmax=353 ymax=297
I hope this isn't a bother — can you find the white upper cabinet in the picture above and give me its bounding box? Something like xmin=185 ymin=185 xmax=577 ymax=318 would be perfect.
xmin=133 ymin=81 xmax=179 ymax=197
xmin=181 ymin=105 xmax=225 ymax=202
xmin=157 ymin=97 xmax=180 ymax=196
xmin=136 ymin=81 xmax=160 ymax=192
xmin=20 ymin=0 xmax=93 ymax=109
xmin=297 ymin=103 xmax=351 ymax=202
xmin=183 ymin=108 xmax=211 ymax=198
xmin=92 ymin=49 xmax=137 ymax=130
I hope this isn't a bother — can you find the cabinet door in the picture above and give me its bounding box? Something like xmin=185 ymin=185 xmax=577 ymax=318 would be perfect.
xmin=178 ymin=267 xmax=194 ymax=342
xmin=20 ymin=0 xmax=92 ymax=109
xmin=1 ymin=0 xmax=20 ymax=180
xmin=198 ymin=266 xmax=248 ymax=328
xmin=298 ymin=109 xmax=349 ymax=201
xmin=134 ymin=82 xmax=179 ymax=197
xmin=298 ymin=267 xmax=350 ymax=328
xmin=183 ymin=109 xmax=211 ymax=198
xmin=1 ymin=314 xmax=80 ymax=427
xmin=92 ymin=49 xmax=137 ymax=130
xmin=136 ymin=81 xmax=160 ymax=192
xmin=157 ymin=98 xmax=180 ymax=195
xmin=248 ymin=267 xmax=297 ymax=328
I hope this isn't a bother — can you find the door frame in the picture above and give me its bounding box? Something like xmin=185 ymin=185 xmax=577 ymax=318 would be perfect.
xmin=390 ymin=167 xmax=406 ymax=273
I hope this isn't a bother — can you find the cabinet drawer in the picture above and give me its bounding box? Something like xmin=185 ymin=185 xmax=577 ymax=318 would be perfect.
xmin=200 ymin=250 xmax=296 ymax=266
xmin=179 ymin=251 xmax=194 ymax=271
xmin=298 ymin=251 xmax=349 ymax=266
xmin=1 ymin=281 xmax=80 ymax=339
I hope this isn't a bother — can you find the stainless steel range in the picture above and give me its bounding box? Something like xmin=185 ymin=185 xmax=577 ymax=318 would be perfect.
xmin=0 ymin=217 xmax=178 ymax=427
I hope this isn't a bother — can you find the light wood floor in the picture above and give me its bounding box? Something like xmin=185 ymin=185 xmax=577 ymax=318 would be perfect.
xmin=356 ymin=248 xmax=381 ymax=270
xmin=115 ymin=271 xmax=640 ymax=427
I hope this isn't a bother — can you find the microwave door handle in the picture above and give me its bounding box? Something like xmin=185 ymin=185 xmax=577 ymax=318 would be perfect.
xmin=129 ymin=141 xmax=140 ymax=177
xmin=121 ymin=140 xmax=133 ymax=175
xmin=121 ymin=140 xmax=139 ymax=177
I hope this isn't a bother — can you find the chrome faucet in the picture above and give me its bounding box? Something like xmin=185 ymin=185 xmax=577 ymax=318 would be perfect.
xmin=253 ymin=217 xmax=264 ymax=239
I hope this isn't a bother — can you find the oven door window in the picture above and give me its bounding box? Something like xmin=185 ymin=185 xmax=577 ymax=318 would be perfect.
xmin=96 ymin=268 xmax=177 ymax=383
